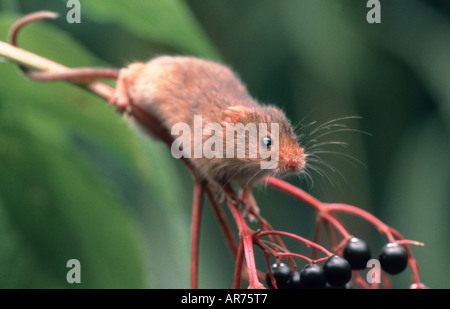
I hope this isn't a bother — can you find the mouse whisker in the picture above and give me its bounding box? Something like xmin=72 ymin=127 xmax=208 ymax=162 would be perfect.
xmin=215 ymin=166 xmax=246 ymax=197
xmin=293 ymin=119 xmax=317 ymax=133
xmin=306 ymin=116 xmax=363 ymax=137
xmin=306 ymin=141 xmax=349 ymax=151
xmin=309 ymin=150 xmax=367 ymax=169
xmin=304 ymin=162 xmax=336 ymax=188
xmin=215 ymin=161 xmax=257 ymax=197
xmin=294 ymin=107 xmax=318 ymax=130
xmin=243 ymin=167 xmax=267 ymax=189
xmin=306 ymin=156 xmax=337 ymax=173
xmin=302 ymin=168 xmax=315 ymax=189
xmin=306 ymin=155 xmax=349 ymax=187
xmin=311 ymin=128 xmax=372 ymax=142
xmin=308 ymin=123 xmax=348 ymax=137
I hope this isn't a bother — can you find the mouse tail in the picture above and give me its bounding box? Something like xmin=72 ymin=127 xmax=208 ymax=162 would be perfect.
xmin=9 ymin=11 xmax=120 ymax=82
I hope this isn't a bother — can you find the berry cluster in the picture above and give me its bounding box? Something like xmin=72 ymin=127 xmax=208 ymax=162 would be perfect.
xmin=265 ymin=238 xmax=411 ymax=289
xmin=246 ymin=177 xmax=425 ymax=289
xmin=266 ymin=256 xmax=352 ymax=289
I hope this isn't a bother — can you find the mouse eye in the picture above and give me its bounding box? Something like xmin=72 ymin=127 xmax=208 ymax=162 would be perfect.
xmin=260 ymin=135 xmax=272 ymax=149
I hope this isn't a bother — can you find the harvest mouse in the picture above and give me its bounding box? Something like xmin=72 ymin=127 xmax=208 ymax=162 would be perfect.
xmin=111 ymin=56 xmax=306 ymax=213
xmin=8 ymin=11 xmax=306 ymax=215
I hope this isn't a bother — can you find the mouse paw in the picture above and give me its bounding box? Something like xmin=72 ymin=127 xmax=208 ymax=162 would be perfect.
xmin=109 ymin=68 xmax=130 ymax=113
xmin=239 ymin=187 xmax=260 ymax=221
xmin=109 ymin=94 xmax=129 ymax=113
xmin=220 ymin=191 xmax=240 ymax=206
xmin=218 ymin=184 xmax=240 ymax=205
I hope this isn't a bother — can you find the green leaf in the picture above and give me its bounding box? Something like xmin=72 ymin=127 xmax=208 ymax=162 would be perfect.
xmin=0 ymin=13 xmax=191 ymax=287
xmin=0 ymin=15 xmax=147 ymax=288
xmin=0 ymin=126 xmax=146 ymax=288
xmin=74 ymin=0 xmax=220 ymax=60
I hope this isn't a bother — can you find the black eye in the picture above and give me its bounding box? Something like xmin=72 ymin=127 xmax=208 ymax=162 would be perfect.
xmin=261 ymin=135 xmax=272 ymax=149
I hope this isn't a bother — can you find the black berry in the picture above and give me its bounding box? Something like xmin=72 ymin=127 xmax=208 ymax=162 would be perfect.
xmin=343 ymin=237 xmax=372 ymax=270
xmin=287 ymin=270 xmax=301 ymax=289
xmin=323 ymin=255 xmax=352 ymax=287
xmin=299 ymin=263 xmax=326 ymax=289
xmin=379 ymin=243 xmax=408 ymax=275
xmin=266 ymin=262 xmax=292 ymax=288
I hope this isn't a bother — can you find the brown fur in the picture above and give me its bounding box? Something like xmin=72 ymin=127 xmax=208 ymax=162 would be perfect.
xmin=122 ymin=56 xmax=306 ymax=188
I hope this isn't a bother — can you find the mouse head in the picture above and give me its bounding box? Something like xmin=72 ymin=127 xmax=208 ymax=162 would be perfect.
xmin=222 ymin=104 xmax=306 ymax=181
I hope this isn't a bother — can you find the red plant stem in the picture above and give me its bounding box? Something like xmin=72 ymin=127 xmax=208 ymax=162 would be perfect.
xmin=394 ymin=239 xmax=424 ymax=246
xmin=353 ymin=271 xmax=371 ymax=289
xmin=227 ymin=201 xmax=264 ymax=289
xmin=256 ymin=218 xmax=296 ymax=271
xmin=264 ymin=177 xmax=394 ymax=242
xmin=264 ymin=253 xmax=278 ymax=289
xmin=255 ymin=238 xmax=330 ymax=265
xmin=325 ymin=203 xmax=395 ymax=242
xmin=205 ymin=187 xmax=238 ymax=258
xmin=207 ymin=187 xmax=268 ymax=286
xmin=255 ymin=230 xmax=332 ymax=257
xmin=275 ymin=253 xmax=322 ymax=264
xmin=312 ymin=217 xmax=322 ymax=260
xmin=233 ymin=239 xmax=245 ymax=289
xmin=256 ymin=220 xmax=278 ymax=251
xmin=389 ymin=228 xmax=422 ymax=285
xmin=190 ymin=180 xmax=205 ymax=289
xmin=321 ymin=212 xmax=351 ymax=239
xmin=335 ymin=238 xmax=351 ymax=254
xmin=381 ymin=272 xmax=392 ymax=289
xmin=324 ymin=219 xmax=340 ymax=250
xmin=263 ymin=177 xmax=323 ymax=210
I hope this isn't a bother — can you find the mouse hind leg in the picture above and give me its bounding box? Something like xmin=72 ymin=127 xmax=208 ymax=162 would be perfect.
xmin=109 ymin=62 xmax=148 ymax=113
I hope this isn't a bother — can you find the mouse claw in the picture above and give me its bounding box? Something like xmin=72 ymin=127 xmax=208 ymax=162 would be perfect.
xmin=218 ymin=184 xmax=240 ymax=206
xmin=239 ymin=187 xmax=260 ymax=221
xmin=222 ymin=192 xmax=239 ymax=206
xmin=109 ymin=94 xmax=129 ymax=114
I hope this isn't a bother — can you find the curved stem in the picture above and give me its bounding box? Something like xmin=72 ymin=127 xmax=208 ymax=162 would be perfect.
xmin=326 ymin=203 xmax=395 ymax=242
xmin=190 ymin=179 xmax=205 ymax=289
xmin=256 ymin=218 xmax=296 ymax=271
xmin=205 ymin=187 xmax=238 ymax=258
xmin=324 ymin=219 xmax=339 ymax=250
xmin=388 ymin=228 xmax=422 ymax=285
xmin=227 ymin=201 xmax=264 ymax=289
xmin=0 ymin=41 xmax=115 ymax=100
xmin=255 ymin=230 xmax=332 ymax=257
xmin=264 ymin=253 xmax=277 ymax=289
xmin=312 ymin=217 xmax=322 ymax=260
xmin=233 ymin=239 xmax=245 ymax=289
xmin=263 ymin=176 xmax=323 ymax=211
xmin=321 ymin=211 xmax=351 ymax=239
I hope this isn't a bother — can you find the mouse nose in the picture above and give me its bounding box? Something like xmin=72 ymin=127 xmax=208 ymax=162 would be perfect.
xmin=286 ymin=157 xmax=302 ymax=172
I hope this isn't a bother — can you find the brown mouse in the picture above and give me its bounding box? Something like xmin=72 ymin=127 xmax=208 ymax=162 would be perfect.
xmin=8 ymin=12 xmax=306 ymax=215
xmin=111 ymin=56 xmax=306 ymax=211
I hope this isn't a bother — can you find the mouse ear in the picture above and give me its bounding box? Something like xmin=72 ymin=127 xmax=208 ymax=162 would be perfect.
xmin=222 ymin=106 xmax=252 ymax=124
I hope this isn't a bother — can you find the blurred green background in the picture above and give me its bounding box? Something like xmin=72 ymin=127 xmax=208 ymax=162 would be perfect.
xmin=0 ymin=0 xmax=448 ymax=288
